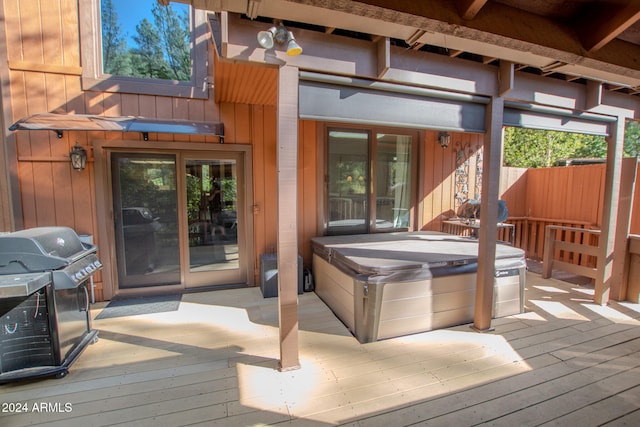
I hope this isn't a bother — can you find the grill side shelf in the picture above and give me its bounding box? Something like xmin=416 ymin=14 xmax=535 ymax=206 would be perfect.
xmin=0 ymin=273 xmax=52 ymax=298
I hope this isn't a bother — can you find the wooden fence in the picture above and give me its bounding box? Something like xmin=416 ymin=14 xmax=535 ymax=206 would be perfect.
xmin=500 ymin=159 xmax=639 ymax=261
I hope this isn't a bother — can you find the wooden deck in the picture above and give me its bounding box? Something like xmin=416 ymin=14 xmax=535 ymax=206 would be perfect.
xmin=2 ymin=272 xmax=640 ymax=426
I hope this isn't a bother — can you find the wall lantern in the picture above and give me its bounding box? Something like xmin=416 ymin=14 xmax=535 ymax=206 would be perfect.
xmin=257 ymin=23 xmax=303 ymax=56
xmin=438 ymin=131 xmax=451 ymax=148
xmin=69 ymin=143 xmax=87 ymax=171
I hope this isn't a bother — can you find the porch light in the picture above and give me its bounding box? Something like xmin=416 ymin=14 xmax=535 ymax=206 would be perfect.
xmin=257 ymin=23 xmax=303 ymax=56
xmin=69 ymin=143 xmax=87 ymax=171
xmin=438 ymin=131 xmax=451 ymax=148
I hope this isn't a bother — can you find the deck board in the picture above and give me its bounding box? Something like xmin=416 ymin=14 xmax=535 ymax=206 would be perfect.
xmin=1 ymin=273 xmax=640 ymax=426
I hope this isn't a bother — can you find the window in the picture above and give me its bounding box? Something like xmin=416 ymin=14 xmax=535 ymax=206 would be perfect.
xmin=80 ymin=0 xmax=208 ymax=98
xmin=326 ymin=128 xmax=416 ymax=235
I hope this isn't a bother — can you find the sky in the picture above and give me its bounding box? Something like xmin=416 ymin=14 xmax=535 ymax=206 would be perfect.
xmin=110 ymin=0 xmax=150 ymax=45
xmin=110 ymin=0 xmax=189 ymax=46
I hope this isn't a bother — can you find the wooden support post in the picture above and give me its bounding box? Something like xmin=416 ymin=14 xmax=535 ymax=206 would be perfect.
xmin=610 ymin=157 xmax=637 ymax=300
xmin=594 ymin=116 xmax=626 ymax=305
xmin=586 ymin=80 xmax=603 ymax=110
xmin=377 ymin=37 xmax=390 ymax=78
xmin=276 ymin=65 xmax=300 ymax=370
xmin=542 ymin=225 xmax=555 ymax=278
xmin=498 ymin=61 xmax=514 ymax=96
xmin=473 ymin=96 xmax=504 ymax=332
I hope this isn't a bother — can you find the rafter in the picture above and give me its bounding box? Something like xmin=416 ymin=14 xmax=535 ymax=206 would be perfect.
xmin=405 ymin=29 xmax=426 ymax=46
xmin=577 ymin=2 xmax=640 ymax=52
xmin=455 ymin=0 xmax=488 ymax=20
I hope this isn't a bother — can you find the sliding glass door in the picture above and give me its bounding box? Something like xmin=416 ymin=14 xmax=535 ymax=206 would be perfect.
xmin=111 ymin=150 xmax=248 ymax=291
xmin=327 ymin=128 xmax=415 ymax=235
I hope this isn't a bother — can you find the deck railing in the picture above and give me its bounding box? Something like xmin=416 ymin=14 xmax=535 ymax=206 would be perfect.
xmin=506 ymin=217 xmax=599 ymax=261
xmin=541 ymin=225 xmax=601 ymax=280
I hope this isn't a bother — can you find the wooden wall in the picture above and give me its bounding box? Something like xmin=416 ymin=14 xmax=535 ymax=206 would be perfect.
xmin=2 ymin=0 xmax=227 ymax=300
xmin=421 ymin=131 xmax=514 ymax=231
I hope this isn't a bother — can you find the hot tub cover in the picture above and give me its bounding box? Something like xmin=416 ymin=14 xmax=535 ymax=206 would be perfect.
xmin=312 ymin=231 xmax=526 ymax=282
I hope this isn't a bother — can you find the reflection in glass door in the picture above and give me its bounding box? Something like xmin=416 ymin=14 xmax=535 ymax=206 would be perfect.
xmin=327 ymin=129 xmax=414 ymax=235
xmin=112 ymin=153 xmax=180 ymax=288
xmin=185 ymin=157 xmax=244 ymax=287
xmin=327 ymin=130 xmax=370 ymax=235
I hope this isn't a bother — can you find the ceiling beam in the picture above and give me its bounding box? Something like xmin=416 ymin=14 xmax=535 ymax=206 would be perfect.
xmin=577 ymin=2 xmax=640 ymax=52
xmin=455 ymin=0 xmax=488 ymax=20
xmin=341 ymin=0 xmax=640 ymax=83
xmin=246 ymin=0 xmax=262 ymax=19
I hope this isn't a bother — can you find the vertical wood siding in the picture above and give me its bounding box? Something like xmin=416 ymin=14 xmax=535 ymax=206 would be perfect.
xmin=420 ymin=132 xmax=486 ymax=231
xmin=5 ymin=0 xmax=224 ymax=300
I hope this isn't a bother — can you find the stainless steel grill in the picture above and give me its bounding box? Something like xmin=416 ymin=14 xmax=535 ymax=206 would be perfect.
xmin=0 ymin=226 xmax=102 ymax=383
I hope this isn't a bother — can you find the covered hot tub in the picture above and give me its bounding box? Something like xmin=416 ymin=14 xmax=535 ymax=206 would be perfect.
xmin=312 ymin=231 xmax=525 ymax=343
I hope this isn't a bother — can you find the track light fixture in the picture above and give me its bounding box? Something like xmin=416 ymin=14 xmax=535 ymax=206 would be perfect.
xmin=257 ymin=23 xmax=303 ymax=56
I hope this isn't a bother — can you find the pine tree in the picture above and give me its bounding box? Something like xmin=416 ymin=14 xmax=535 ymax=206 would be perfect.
xmin=101 ymin=0 xmax=130 ymax=75
xmin=152 ymin=3 xmax=191 ymax=81
xmin=131 ymin=18 xmax=169 ymax=79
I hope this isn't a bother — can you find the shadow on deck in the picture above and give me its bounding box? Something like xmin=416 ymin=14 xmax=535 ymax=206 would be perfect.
xmin=1 ymin=271 xmax=639 ymax=426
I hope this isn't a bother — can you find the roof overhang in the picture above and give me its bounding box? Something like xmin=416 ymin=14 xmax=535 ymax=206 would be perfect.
xmin=181 ymin=0 xmax=640 ymax=91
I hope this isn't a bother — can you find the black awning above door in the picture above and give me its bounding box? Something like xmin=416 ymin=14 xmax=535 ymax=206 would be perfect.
xmin=298 ymin=72 xmax=489 ymax=133
xmin=9 ymin=112 xmax=224 ymax=141
xmin=503 ymin=101 xmax=614 ymax=136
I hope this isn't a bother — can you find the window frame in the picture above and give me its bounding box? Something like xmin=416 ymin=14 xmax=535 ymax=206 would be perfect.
xmin=323 ymin=124 xmax=419 ymax=235
xmin=79 ymin=0 xmax=209 ymax=99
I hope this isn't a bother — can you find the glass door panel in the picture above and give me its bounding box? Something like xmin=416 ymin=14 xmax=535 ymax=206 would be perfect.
xmin=184 ymin=154 xmax=245 ymax=288
xmin=375 ymin=133 xmax=412 ymax=230
xmin=112 ymin=153 xmax=180 ymax=288
xmin=327 ymin=130 xmax=369 ymax=235
xmin=186 ymin=159 xmax=238 ymax=273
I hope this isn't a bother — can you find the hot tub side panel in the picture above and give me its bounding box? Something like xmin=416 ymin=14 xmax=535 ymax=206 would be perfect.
xmin=313 ymin=260 xmax=526 ymax=343
xmin=313 ymin=254 xmax=356 ymax=333
xmin=373 ymin=274 xmax=477 ymax=341
xmin=311 ymin=232 xmax=526 ymax=343
xmin=493 ymin=267 xmax=525 ymax=317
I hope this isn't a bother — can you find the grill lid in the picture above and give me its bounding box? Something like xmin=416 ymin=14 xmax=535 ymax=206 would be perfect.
xmin=0 ymin=227 xmax=95 ymax=274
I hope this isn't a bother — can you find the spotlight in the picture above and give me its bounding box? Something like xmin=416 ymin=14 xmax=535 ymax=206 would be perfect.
xmin=285 ymin=32 xmax=303 ymax=56
xmin=257 ymin=24 xmax=303 ymax=56
xmin=257 ymin=27 xmax=276 ymax=49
